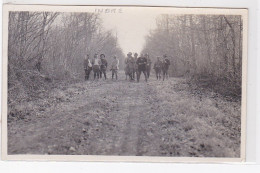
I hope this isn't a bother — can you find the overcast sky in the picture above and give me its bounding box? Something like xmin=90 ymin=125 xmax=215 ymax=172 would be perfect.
xmin=100 ymin=8 xmax=159 ymax=56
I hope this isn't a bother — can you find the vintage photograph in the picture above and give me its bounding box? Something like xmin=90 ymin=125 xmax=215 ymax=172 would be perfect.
xmin=2 ymin=5 xmax=247 ymax=161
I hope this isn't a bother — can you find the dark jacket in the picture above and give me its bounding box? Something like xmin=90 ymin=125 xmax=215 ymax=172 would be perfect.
xmin=100 ymin=58 xmax=108 ymax=70
xmin=84 ymin=59 xmax=88 ymax=69
xmin=163 ymin=58 xmax=170 ymax=66
xmin=136 ymin=57 xmax=147 ymax=70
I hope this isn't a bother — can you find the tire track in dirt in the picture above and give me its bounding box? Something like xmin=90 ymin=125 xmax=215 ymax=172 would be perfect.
xmin=8 ymin=71 xmax=241 ymax=157
xmin=120 ymin=90 xmax=147 ymax=156
xmin=8 ymin=72 xmax=153 ymax=155
xmin=8 ymin=79 xmax=126 ymax=154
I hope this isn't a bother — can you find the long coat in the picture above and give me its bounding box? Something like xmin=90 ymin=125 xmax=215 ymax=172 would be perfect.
xmin=125 ymin=56 xmax=135 ymax=74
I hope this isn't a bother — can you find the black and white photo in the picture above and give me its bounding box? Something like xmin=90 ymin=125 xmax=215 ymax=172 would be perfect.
xmin=1 ymin=5 xmax=248 ymax=162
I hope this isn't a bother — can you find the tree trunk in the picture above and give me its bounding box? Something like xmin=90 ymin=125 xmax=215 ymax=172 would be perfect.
xmin=202 ymin=16 xmax=212 ymax=74
xmin=224 ymin=16 xmax=236 ymax=77
xmin=189 ymin=15 xmax=196 ymax=74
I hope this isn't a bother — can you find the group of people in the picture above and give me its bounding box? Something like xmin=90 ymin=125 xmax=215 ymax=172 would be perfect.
xmin=84 ymin=53 xmax=119 ymax=80
xmin=153 ymin=55 xmax=171 ymax=80
xmin=125 ymin=52 xmax=170 ymax=82
xmin=83 ymin=52 xmax=171 ymax=82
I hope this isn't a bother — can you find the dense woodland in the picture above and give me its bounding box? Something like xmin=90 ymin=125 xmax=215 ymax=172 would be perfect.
xmin=8 ymin=12 xmax=243 ymax=105
xmin=142 ymin=15 xmax=243 ymax=98
xmin=8 ymin=12 xmax=124 ymax=104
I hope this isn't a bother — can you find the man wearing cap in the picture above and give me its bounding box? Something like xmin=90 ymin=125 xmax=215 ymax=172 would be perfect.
xmin=136 ymin=53 xmax=148 ymax=82
xmin=92 ymin=53 xmax=101 ymax=80
xmin=99 ymin=54 xmax=108 ymax=80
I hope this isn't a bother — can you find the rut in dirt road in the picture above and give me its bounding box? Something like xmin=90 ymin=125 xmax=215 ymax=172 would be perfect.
xmin=8 ymin=72 xmax=241 ymax=157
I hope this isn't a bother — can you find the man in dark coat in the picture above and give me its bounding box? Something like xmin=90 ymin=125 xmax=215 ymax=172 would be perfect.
xmin=99 ymin=54 xmax=108 ymax=79
xmin=153 ymin=56 xmax=162 ymax=80
xmin=162 ymin=54 xmax=170 ymax=80
xmin=136 ymin=54 xmax=148 ymax=82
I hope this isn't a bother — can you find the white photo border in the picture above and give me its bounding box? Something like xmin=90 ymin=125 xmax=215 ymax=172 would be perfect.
xmin=1 ymin=4 xmax=248 ymax=163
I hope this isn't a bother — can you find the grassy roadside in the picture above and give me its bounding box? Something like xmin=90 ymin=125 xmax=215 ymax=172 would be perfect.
xmin=146 ymin=78 xmax=241 ymax=157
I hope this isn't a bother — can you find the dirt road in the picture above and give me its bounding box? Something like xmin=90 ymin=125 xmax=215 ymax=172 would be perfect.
xmin=8 ymin=72 xmax=241 ymax=157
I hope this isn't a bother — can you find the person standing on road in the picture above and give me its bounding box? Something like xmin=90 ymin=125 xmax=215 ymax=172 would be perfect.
xmin=153 ymin=56 xmax=162 ymax=80
xmin=133 ymin=53 xmax=138 ymax=80
xmin=92 ymin=53 xmax=101 ymax=80
xmin=125 ymin=52 xmax=135 ymax=80
xmin=84 ymin=54 xmax=92 ymax=80
xmin=100 ymin=54 xmax=108 ymax=80
xmin=111 ymin=55 xmax=119 ymax=80
xmin=145 ymin=53 xmax=152 ymax=79
xmin=162 ymin=54 xmax=171 ymax=80
xmin=136 ymin=53 xmax=148 ymax=82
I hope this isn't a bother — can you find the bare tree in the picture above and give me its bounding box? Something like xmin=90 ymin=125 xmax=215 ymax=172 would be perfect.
xmin=142 ymin=14 xmax=243 ymax=98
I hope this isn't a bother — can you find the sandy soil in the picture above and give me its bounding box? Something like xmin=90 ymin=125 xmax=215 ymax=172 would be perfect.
xmin=8 ymin=71 xmax=241 ymax=157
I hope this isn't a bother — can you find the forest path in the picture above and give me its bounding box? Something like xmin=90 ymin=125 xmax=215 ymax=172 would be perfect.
xmin=8 ymin=71 xmax=241 ymax=157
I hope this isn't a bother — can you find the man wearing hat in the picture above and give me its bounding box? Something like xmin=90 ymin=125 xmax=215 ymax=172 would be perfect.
xmin=162 ymin=54 xmax=171 ymax=80
xmin=99 ymin=54 xmax=108 ymax=80
xmin=125 ymin=52 xmax=135 ymax=80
